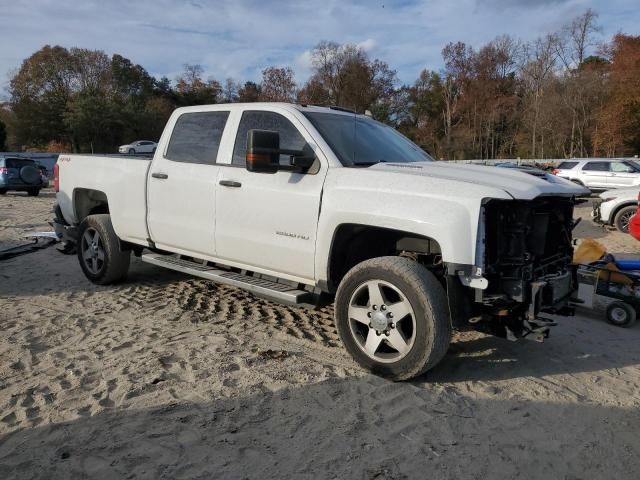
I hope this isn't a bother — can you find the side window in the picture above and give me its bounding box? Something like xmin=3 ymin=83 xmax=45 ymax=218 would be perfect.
xmin=558 ymin=161 xmax=578 ymax=170
xmin=611 ymin=161 xmax=634 ymax=173
xmin=232 ymin=111 xmax=306 ymax=167
xmin=166 ymin=111 xmax=230 ymax=164
xmin=583 ymin=162 xmax=610 ymax=172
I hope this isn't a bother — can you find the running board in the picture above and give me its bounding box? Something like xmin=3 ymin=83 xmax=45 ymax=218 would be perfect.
xmin=140 ymin=253 xmax=312 ymax=305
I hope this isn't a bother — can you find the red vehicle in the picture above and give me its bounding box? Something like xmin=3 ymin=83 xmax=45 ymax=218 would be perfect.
xmin=628 ymin=193 xmax=640 ymax=241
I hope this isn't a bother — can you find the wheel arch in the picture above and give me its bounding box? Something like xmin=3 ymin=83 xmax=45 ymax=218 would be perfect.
xmin=73 ymin=188 xmax=110 ymax=223
xmin=324 ymin=223 xmax=443 ymax=293
xmin=610 ymin=201 xmax=637 ymax=225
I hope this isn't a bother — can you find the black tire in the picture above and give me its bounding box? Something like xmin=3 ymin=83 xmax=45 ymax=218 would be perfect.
xmin=128 ymin=148 xmax=135 ymax=155
xmin=606 ymin=302 xmax=636 ymax=328
xmin=335 ymin=256 xmax=451 ymax=381
xmin=614 ymin=205 xmax=637 ymax=233
xmin=77 ymin=214 xmax=130 ymax=285
xmin=0 ymin=189 xmax=6 ymax=195
xmin=27 ymin=188 xmax=40 ymax=197
xmin=19 ymin=165 xmax=40 ymax=184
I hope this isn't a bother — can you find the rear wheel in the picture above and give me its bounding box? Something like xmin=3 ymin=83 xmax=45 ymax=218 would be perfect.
xmin=0 ymin=189 xmax=6 ymax=195
xmin=27 ymin=188 xmax=40 ymax=197
xmin=335 ymin=256 xmax=451 ymax=381
xmin=614 ymin=205 xmax=636 ymax=233
xmin=606 ymin=302 xmax=636 ymax=328
xmin=77 ymin=214 xmax=130 ymax=285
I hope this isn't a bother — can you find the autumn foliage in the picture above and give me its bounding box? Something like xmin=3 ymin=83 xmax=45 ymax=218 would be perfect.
xmin=593 ymin=34 xmax=640 ymax=157
xmin=2 ymin=9 xmax=639 ymax=159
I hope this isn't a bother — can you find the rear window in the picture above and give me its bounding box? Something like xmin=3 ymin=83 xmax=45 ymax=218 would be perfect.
xmin=557 ymin=161 xmax=578 ymax=170
xmin=6 ymin=158 xmax=35 ymax=168
xmin=165 ymin=111 xmax=230 ymax=164
xmin=583 ymin=162 xmax=610 ymax=172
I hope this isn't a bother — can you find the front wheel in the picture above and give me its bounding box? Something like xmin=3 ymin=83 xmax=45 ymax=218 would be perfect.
xmin=614 ymin=206 xmax=637 ymax=233
xmin=77 ymin=214 xmax=130 ymax=285
xmin=128 ymin=148 xmax=135 ymax=155
xmin=335 ymin=256 xmax=451 ymax=381
xmin=0 ymin=189 xmax=7 ymax=195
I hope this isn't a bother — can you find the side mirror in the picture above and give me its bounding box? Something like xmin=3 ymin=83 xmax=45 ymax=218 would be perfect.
xmin=246 ymin=129 xmax=280 ymax=174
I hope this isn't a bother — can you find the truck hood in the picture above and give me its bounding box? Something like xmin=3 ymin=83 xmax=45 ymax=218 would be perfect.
xmin=368 ymin=162 xmax=589 ymax=200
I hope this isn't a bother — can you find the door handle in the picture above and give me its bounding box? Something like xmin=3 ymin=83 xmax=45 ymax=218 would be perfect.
xmin=151 ymin=172 xmax=168 ymax=179
xmin=219 ymin=180 xmax=242 ymax=188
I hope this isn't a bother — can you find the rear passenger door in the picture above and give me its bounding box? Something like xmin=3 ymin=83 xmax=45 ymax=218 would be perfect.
xmin=580 ymin=161 xmax=611 ymax=189
xmin=147 ymin=110 xmax=233 ymax=257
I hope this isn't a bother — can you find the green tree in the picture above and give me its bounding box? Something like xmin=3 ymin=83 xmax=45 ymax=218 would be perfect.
xmin=238 ymin=81 xmax=261 ymax=102
xmin=0 ymin=119 xmax=7 ymax=151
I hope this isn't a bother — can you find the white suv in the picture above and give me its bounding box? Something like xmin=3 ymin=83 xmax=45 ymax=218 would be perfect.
xmin=553 ymin=159 xmax=640 ymax=191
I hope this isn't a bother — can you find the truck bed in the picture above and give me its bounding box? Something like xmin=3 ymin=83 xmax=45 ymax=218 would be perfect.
xmin=56 ymin=154 xmax=152 ymax=246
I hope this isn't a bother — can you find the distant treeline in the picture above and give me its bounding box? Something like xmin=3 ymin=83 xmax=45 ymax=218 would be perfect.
xmin=0 ymin=8 xmax=638 ymax=159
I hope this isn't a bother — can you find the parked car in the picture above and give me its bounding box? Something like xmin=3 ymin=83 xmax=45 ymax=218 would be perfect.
xmin=0 ymin=157 xmax=46 ymax=196
xmin=552 ymin=159 xmax=640 ymax=191
xmin=592 ymin=188 xmax=640 ymax=233
xmin=54 ymin=103 xmax=584 ymax=380
xmin=118 ymin=140 xmax=157 ymax=155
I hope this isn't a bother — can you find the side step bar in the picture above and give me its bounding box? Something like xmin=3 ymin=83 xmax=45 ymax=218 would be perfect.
xmin=140 ymin=253 xmax=313 ymax=305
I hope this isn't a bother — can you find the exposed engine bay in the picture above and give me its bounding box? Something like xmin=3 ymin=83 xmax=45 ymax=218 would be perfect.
xmin=472 ymin=196 xmax=578 ymax=341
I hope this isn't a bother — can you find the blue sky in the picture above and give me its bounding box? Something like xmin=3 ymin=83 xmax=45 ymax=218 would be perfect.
xmin=0 ymin=0 xmax=636 ymax=97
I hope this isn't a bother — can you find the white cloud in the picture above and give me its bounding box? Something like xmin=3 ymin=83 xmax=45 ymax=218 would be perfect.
xmin=357 ymin=38 xmax=378 ymax=52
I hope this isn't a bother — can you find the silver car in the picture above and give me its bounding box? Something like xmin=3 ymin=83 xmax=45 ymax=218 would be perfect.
xmin=553 ymin=159 xmax=640 ymax=191
xmin=118 ymin=140 xmax=157 ymax=155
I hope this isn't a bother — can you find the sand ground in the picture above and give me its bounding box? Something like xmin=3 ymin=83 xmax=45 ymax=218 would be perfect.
xmin=1 ymin=188 xmax=639 ymax=479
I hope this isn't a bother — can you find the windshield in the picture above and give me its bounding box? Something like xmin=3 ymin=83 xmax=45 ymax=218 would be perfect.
xmin=302 ymin=111 xmax=433 ymax=166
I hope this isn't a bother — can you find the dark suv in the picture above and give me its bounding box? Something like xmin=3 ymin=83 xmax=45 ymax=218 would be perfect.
xmin=0 ymin=157 xmax=45 ymax=196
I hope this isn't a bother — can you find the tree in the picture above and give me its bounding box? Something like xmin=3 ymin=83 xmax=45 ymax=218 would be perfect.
xmin=237 ymin=81 xmax=261 ymax=102
xmin=10 ymin=45 xmax=76 ymax=148
xmin=520 ymin=35 xmax=558 ymax=157
xmin=260 ymin=67 xmax=297 ymax=102
xmin=0 ymin=119 xmax=7 ymax=151
xmin=298 ymin=41 xmax=397 ymax=115
xmin=594 ymin=34 xmax=640 ymax=156
xmin=221 ymin=78 xmax=240 ymax=103
xmin=175 ymin=64 xmax=221 ymax=106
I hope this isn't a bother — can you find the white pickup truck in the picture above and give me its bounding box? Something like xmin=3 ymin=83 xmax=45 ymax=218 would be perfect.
xmin=54 ymin=103 xmax=586 ymax=380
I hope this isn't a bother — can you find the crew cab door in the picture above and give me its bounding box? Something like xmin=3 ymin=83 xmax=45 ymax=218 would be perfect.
xmin=147 ymin=110 xmax=232 ymax=257
xmin=214 ymin=109 xmax=326 ymax=282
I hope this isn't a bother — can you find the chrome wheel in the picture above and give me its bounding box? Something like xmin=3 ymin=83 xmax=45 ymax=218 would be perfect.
xmin=81 ymin=227 xmax=105 ymax=275
xmin=347 ymin=279 xmax=416 ymax=363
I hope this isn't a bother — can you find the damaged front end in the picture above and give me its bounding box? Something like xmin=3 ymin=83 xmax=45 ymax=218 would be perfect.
xmin=466 ymin=196 xmax=577 ymax=341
